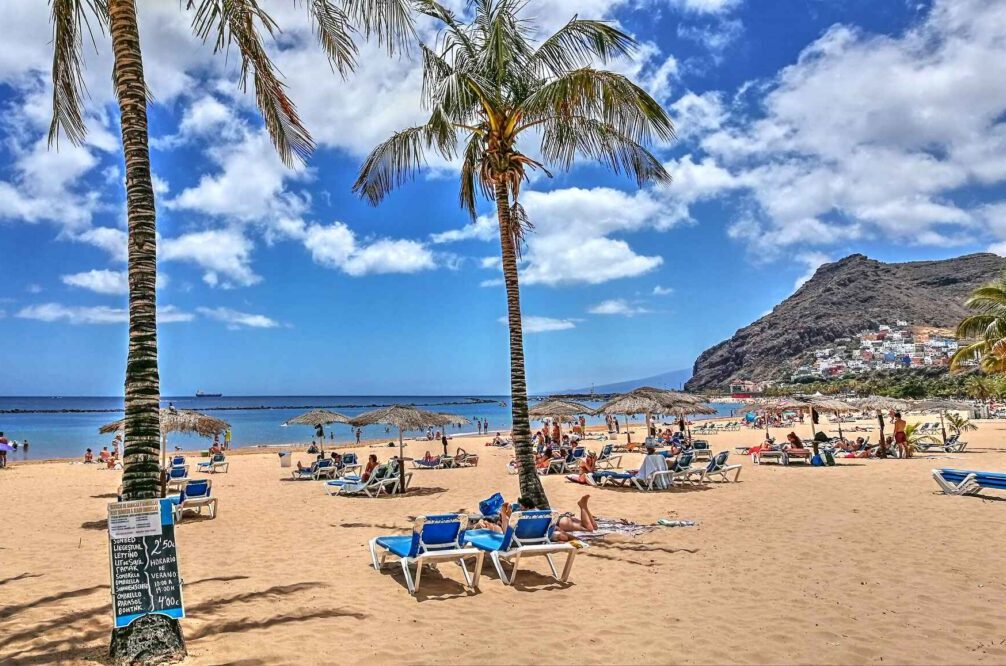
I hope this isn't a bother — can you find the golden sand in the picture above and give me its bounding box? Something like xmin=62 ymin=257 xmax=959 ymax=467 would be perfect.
xmin=1 ymin=417 xmax=1005 ymax=665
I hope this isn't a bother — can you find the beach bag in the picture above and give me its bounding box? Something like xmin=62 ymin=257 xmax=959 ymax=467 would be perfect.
xmin=479 ymin=492 xmax=505 ymax=518
xmin=811 ymin=453 xmax=824 ymax=466
xmin=823 ymin=450 xmax=836 ymax=466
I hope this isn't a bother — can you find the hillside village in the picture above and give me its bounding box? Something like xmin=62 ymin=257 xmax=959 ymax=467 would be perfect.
xmin=791 ymin=322 xmax=960 ymax=380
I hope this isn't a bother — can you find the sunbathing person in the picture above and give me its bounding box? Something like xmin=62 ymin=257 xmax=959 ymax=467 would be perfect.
xmin=566 ymin=451 xmax=598 ymax=485
xmin=483 ymin=495 xmax=599 ymax=542
xmin=784 ymin=432 xmax=805 ymax=450
xmin=83 ymin=448 xmax=94 ymax=463
xmin=361 ymin=454 xmax=379 ymax=481
xmin=745 ymin=437 xmax=777 ymax=455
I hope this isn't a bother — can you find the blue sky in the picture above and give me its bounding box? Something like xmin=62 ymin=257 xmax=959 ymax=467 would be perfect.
xmin=2 ymin=0 xmax=1005 ymax=396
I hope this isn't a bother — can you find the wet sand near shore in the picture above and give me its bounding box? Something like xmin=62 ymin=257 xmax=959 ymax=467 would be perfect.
xmin=1 ymin=416 xmax=1005 ymax=665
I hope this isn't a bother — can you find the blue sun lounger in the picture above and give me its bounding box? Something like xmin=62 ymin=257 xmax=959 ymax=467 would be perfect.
xmin=932 ymin=468 xmax=1006 ymax=496
xmin=688 ymin=451 xmax=742 ymax=483
xmin=464 ymin=509 xmax=577 ymax=585
xmin=196 ymin=453 xmax=229 ymax=474
xmin=369 ymin=514 xmax=484 ymax=595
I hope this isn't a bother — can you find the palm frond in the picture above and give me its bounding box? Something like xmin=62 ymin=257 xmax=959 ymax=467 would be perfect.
xmin=48 ymin=0 xmax=107 ymax=148
xmin=188 ymin=0 xmax=314 ymax=166
xmin=519 ymin=67 xmax=674 ymax=144
xmin=353 ymin=118 xmax=458 ymax=204
xmin=541 ymin=116 xmax=670 ymax=187
xmin=340 ymin=0 xmax=416 ymax=55
xmin=508 ymin=200 xmax=533 ymax=258
xmin=530 ymin=18 xmax=636 ymax=76
xmin=307 ymin=0 xmax=358 ymax=76
xmin=458 ymin=132 xmax=490 ymax=219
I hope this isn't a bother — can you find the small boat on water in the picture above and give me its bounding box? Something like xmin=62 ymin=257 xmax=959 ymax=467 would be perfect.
xmin=195 ymin=390 xmax=223 ymax=398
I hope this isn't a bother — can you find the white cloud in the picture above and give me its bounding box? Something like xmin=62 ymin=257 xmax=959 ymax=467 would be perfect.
xmin=588 ymin=298 xmax=652 ymax=316
xmin=672 ymin=0 xmax=1006 ymax=258
xmin=430 ymin=216 xmax=498 ymax=244
xmin=438 ymin=186 xmax=672 ymax=286
xmin=74 ymin=227 xmax=128 ymax=262
xmin=302 ymin=222 xmax=437 ymax=276
xmin=26 ymin=283 xmax=42 ymax=294
xmin=653 ymin=285 xmax=674 ymax=296
xmin=166 ymin=130 xmax=310 ymax=224
xmin=671 ymin=0 xmax=741 ymax=13
xmin=161 ymin=229 xmax=260 ymax=289
xmin=61 ymin=270 xmax=127 ymax=295
xmin=196 ymin=306 xmax=279 ymax=330
xmin=498 ymin=315 xmax=576 ymax=333
xmin=61 ymin=269 xmax=169 ymax=295
xmin=16 ymin=303 xmax=193 ymax=324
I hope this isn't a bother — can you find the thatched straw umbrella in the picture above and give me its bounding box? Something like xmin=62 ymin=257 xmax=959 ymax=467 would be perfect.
xmin=853 ymin=396 xmax=912 ymax=457
xmin=740 ymin=397 xmax=809 ymax=437
xmin=99 ymin=408 xmax=231 ymax=468
xmin=595 ymin=393 xmax=666 ymax=446
xmin=349 ymin=406 xmax=469 ymax=493
xmin=913 ymin=398 xmax=972 ymax=446
xmin=805 ymin=397 xmax=857 ymax=441
xmin=529 ymin=398 xmax=591 ymax=440
xmin=285 ymin=409 xmax=351 ymax=454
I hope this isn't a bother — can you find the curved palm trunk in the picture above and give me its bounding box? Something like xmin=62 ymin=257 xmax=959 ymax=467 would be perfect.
xmin=495 ymin=182 xmax=549 ymax=509
xmin=106 ymin=1 xmax=185 ymax=662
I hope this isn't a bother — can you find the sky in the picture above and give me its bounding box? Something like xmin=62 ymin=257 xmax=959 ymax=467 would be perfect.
xmin=1 ymin=0 xmax=1006 ymax=396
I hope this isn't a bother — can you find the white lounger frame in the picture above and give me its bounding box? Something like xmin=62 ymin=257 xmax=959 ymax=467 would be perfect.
xmin=369 ymin=515 xmax=484 ymax=595
xmin=480 ymin=511 xmax=577 ymax=585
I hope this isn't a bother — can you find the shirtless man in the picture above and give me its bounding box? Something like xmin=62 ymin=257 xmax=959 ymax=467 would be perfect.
xmin=893 ymin=412 xmax=909 ymax=458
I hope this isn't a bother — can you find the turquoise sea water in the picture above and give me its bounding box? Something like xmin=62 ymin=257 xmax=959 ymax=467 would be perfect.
xmin=0 ymin=395 xmax=738 ymax=461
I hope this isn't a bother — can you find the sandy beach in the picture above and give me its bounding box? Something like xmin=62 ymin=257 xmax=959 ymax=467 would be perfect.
xmin=2 ymin=417 xmax=1006 ymax=665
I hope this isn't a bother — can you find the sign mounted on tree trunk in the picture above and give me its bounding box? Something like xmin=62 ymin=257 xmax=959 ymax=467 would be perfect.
xmin=108 ymin=498 xmax=185 ymax=629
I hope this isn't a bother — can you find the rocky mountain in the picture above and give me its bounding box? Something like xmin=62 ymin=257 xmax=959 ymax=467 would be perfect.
xmin=686 ymin=253 xmax=1005 ymax=391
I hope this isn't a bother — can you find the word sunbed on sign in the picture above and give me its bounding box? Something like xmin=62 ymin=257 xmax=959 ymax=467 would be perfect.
xmin=108 ymin=498 xmax=185 ymax=629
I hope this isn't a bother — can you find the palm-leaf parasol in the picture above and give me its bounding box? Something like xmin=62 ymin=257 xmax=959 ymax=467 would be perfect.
xmin=597 ymin=389 xmax=703 ymax=445
xmin=285 ymin=409 xmax=351 ymax=453
xmin=349 ymin=406 xmax=470 ymax=493
xmin=529 ymin=398 xmax=592 ymax=440
xmin=99 ymin=408 xmax=231 ymax=467
xmin=852 ymin=396 xmax=912 ymax=456
xmin=805 ymin=397 xmax=857 ymax=440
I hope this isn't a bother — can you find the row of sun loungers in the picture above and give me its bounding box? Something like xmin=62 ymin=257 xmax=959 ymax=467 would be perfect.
xmin=369 ymin=509 xmax=577 ymax=595
xmin=326 ymin=460 xmax=412 ymax=497
xmin=692 ymin=421 xmax=741 ymax=433
xmin=597 ymin=451 xmax=742 ymax=489
xmin=412 ymin=451 xmax=479 ymax=469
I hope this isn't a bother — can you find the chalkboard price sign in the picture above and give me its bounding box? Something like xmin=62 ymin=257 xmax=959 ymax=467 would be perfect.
xmin=108 ymin=498 xmax=185 ymax=629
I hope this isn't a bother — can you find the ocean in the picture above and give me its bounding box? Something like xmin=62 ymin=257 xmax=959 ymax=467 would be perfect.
xmin=0 ymin=395 xmax=739 ymax=461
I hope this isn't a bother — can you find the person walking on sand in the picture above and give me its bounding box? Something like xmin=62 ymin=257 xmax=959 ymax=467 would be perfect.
xmin=0 ymin=431 xmax=8 ymax=469
xmin=356 ymin=427 xmax=363 ymax=445
xmin=441 ymin=432 xmax=449 ymax=457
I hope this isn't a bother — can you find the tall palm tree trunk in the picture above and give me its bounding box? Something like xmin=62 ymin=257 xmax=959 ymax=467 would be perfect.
xmin=107 ymin=1 xmax=186 ymax=662
xmin=495 ymin=182 xmax=549 ymax=509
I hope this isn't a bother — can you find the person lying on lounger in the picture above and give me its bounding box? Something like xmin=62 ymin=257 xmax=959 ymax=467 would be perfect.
xmin=481 ymin=495 xmax=599 ymax=541
xmin=566 ymin=451 xmax=598 ymax=485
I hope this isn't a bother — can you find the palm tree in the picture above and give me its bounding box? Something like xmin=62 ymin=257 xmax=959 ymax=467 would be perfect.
xmin=964 ymin=375 xmax=994 ymax=402
xmin=944 ymin=412 xmax=977 ymax=436
xmin=353 ymin=0 xmax=673 ymax=507
xmin=951 ymin=268 xmax=1006 ymax=373
xmin=49 ymin=1 xmax=413 ymax=661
